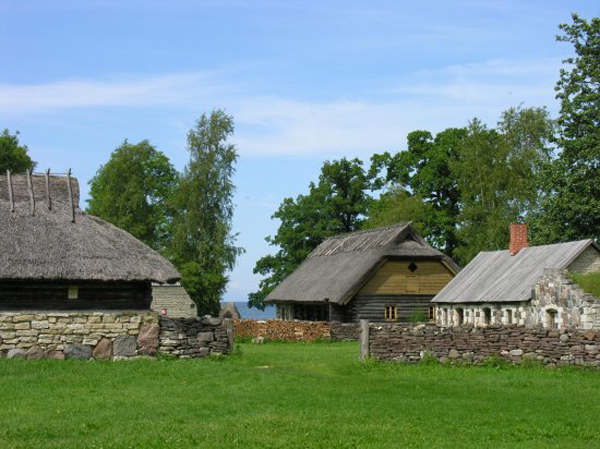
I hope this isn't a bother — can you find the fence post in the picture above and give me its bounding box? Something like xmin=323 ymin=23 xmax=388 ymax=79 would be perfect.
xmin=360 ymin=319 xmax=370 ymax=362
xmin=224 ymin=318 xmax=234 ymax=353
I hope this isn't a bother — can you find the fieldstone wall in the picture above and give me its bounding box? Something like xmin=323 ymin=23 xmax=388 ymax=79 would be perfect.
xmin=158 ymin=316 xmax=233 ymax=357
xmin=525 ymin=269 xmax=600 ymax=330
xmin=234 ymin=319 xmax=358 ymax=341
xmin=368 ymin=323 xmax=600 ymax=367
xmin=0 ymin=311 xmax=232 ymax=360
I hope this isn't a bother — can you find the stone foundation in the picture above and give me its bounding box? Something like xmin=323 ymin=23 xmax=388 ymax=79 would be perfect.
xmin=0 ymin=311 xmax=232 ymax=360
xmin=368 ymin=323 xmax=600 ymax=367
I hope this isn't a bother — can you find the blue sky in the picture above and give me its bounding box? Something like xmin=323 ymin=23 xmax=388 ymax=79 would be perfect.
xmin=1 ymin=1 xmax=597 ymax=303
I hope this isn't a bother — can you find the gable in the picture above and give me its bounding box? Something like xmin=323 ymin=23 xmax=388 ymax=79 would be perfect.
xmin=358 ymin=260 xmax=454 ymax=296
xmin=568 ymin=245 xmax=600 ymax=274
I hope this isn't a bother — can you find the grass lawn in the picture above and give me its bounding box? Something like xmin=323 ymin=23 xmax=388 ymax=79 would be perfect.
xmin=1 ymin=341 xmax=600 ymax=448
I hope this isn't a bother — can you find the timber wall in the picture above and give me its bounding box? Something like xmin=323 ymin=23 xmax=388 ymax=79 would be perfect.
xmin=0 ymin=311 xmax=232 ymax=360
xmin=234 ymin=319 xmax=358 ymax=341
xmin=366 ymin=322 xmax=600 ymax=367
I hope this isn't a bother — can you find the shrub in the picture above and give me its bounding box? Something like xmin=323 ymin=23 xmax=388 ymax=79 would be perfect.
xmin=569 ymin=272 xmax=600 ymax=299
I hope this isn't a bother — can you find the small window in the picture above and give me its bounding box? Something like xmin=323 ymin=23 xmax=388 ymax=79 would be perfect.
xmin=506 ymin=309 xmax=513 ymax=325
xmin=385 ymin=305 xmax=397 ymax=321
xmin=456 ymin=308 xmax=464 ymax=326
xmin=428 ymin=305 xmax=435 ymax=321
xmin=442 ymin=308 xmax=448 ymax=326
xmin=546 ymin=309 xmax=558 ymax=330
xmin=482 ymin=307 xmax=491 ymax=325
xmin=408 ymin=262 xmax=418 ymax=272
xmin=68 ymin=285 xmax=78 ymax=300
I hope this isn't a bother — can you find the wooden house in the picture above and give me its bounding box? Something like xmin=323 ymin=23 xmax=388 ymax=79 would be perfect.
xmin=265 ymin=223 xmax=459 ymax=322
xmin=0 ymin=171 xmax=180 ymax=310
xmin=432 ymin=224 xmax=600 ymax=329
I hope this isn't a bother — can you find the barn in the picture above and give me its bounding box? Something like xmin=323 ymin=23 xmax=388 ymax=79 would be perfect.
xmin=265 ymin=223 xmax=459 ymax=323
xmin=0 ymin=171 xmax=180 ymax=310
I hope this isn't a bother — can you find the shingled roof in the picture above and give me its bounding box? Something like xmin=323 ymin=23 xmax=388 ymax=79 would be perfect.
xmin=265 ymin=223 xmax=458 ymax=305
xmin=0 ymin=172 xmax=180 ymax=283
xmin=432 ymin=239 xmax=599 ymax=304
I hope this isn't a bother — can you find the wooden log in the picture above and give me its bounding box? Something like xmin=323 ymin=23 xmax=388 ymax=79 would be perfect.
xmin=360 ymin=318 xmax=370 ymax=362
xmin=224 ymin=318 xmax=234 ymax=352
xmin=45 ymin=168 xmax=52 ymax=210
xmin=6 ymin=170 xmax=14 ymax=212
xmin=66 ymin=168 xmax=75 ymax=222
xmin=26 ymin=168 xmax=35 ymax=215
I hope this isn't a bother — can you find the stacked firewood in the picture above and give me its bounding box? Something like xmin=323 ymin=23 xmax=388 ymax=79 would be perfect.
xmin=234 ymin=319 xmax=331 ymax=341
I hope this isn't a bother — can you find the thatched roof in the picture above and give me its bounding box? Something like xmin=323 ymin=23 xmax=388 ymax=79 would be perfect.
xmin=432 ymin=239 xmax=599 ymax=304
xmin=0 ymin=172 xmax=180 ymax=283
xmin=265 ymin=223 xmax=458 ymax=305
xmin=219 ymin=302 xmax=241 ymax=320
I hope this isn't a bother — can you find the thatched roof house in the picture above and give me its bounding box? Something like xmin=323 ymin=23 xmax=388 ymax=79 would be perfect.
xmin=266 ymin=223 xmax=459 ymax=322
xmin=0 ymin=171 xmax=180 ymax=310
xmin=432 ymin=224 xmax=600 ymax=329
xmin=219 ymin=302 xmax=241 ymax=320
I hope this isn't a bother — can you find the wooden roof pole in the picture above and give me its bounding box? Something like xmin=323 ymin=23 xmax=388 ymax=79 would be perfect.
xmin=45 ymin=168 xmax=52 ymax=211
xmin=26 ymin=168 xmax=35 ymax=216
xmin=6 ymin=170 xmax=14 ymax=213
xmin=67 ymin=168 xmax=75 ymax=223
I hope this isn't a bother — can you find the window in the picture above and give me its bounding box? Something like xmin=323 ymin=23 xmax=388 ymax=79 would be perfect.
xmin=428 ymin=306 xmax=435 ymax=321
xmin=506 ymin=309 xmax=513 ymax=325
xmin=68 ymin=285 xmax=78 ymax=300
xmin=385 ymin=305 xmax=397 ymax=321
xmin=546 ymin=309 xmax=558 ymax=330
xmin=456 ymin=308 xmax=464 ymax=326
xmin=482 ymin=307 xmax=491 ymax=325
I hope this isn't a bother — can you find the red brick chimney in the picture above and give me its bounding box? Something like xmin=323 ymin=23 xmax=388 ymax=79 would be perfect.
xmin=509 ymin=224 xmax=529 ymax=256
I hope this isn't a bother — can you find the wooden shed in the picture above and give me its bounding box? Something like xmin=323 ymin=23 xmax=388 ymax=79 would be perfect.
xmin=265 ymin=223 xmax=459 ymax=323
xmin=0 ymin=171 xmax=180 ymax=310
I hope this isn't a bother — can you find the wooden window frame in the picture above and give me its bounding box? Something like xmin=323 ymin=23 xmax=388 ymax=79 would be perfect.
xmin=384 ymin=305 xmax=398 ymax=321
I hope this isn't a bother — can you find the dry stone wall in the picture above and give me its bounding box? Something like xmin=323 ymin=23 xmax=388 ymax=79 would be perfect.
xmin=368 ymin=323 xmax=600 ymax=368
xmin=0 ymin=311 xmax=231 ymax=360
xmin=158 ymin=316 xmax=232 ymax=358
xmin=234 ymin=319 xmax=358 ymax=341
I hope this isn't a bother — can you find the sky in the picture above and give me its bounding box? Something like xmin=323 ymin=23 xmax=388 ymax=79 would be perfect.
xmin=1 ymin=1 xmax=598 ymax=304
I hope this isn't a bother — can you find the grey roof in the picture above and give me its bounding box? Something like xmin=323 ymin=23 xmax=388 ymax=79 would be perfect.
xmin=0 ymin=173 xmax=180 ymax=283
xmin=265 ymin=223 xmax=458 ymax=305
xmin=432 ymin=239 xmax=598 ymax=304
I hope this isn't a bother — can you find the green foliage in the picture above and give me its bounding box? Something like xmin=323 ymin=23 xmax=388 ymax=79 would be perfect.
xmin=0 ymin=129 xmax=36 ymax=173
xmin=407 ymin=310 xmax=428 ymax=323
xmin=569 ymin=272 xmax=600 ymax=299
xmin=370 ymin=128 xmax=465 ymax=259
xmin=453 ymin=107 xmax=554 ymax=265
xmin=249 ymin=158 xmax=372 ymax=310
xmin=169 ymin=110 xmax=244 ymax=316
xmin=363 ymin=185 xmax=431 ymax=235
xmin=87 ymin=139 xmax=178 ymax=251
xmin=531 ymin=14 xmax=600 ymax=244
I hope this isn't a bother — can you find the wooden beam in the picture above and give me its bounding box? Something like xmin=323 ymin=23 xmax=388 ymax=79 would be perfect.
xmin=45 ymin=168 xmax=52 ymax=210
xmin=6 ymin=170 xmax=14 ymax=213
xmin=66 ymin=168 xmax=75 ymax=223
xmin=359 ymin=318 xmax=369 ymax=362
xmin=26 ymin=168 xmax=35 ymax=216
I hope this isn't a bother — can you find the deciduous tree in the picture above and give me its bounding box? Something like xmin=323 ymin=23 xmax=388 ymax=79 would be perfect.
xmin=0 ymin=129 xmax=36 ymax=173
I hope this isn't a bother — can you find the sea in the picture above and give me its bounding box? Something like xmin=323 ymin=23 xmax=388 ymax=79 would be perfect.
xmin=226 ymin=302 xmax=276 ymax=320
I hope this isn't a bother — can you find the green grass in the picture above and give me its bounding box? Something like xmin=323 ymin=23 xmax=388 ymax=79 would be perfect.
xmin=570 ymin=272 xmax=600 ymax=298
xmin=1 ymin=342 xmax=600 ymax=448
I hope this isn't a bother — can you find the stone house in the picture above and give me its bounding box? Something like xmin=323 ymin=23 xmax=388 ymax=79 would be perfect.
xmin=432 ymin=224 xmax=600 ymax=330
xmin=265 ymin=223 xmax=459 ymax=323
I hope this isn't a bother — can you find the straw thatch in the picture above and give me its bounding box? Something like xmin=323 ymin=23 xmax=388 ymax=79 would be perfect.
xmin=266 ymin=223 xmax=458 ymax=305
xmin=432 ymin=239 xmax=599 ymax=304
xmin=0 ymin=173 xmax=180 ymax=283
xmin=219 ymin=302 xmax=241 ymax=320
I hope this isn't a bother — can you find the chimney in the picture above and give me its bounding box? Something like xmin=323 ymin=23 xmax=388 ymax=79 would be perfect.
xmin=509 ymin=224 xmax=529 ymax=256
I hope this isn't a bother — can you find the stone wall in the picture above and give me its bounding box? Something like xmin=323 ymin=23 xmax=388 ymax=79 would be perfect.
xmin=331 ymin=322 xmax=359 ymax=340
xmin=158 ymin=316 xmax=232 ymax=358
xmin=0 ymin=311 xmax=232 ymax=360
xmin=368 ymin=322 xmax=600 ymax=367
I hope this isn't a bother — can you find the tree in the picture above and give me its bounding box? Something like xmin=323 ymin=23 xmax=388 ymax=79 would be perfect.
xmin=87 ymin=140 xmax=178 ymax=251
xmin=531 ymin=14 xmax=600 ymax=244
xmin=169 ymin=110 xmax=244 ymax=316
xmin=0 ymin=129 xmax=36 ymax=173
xmin=454 ymin=107 xmax=554 ymax=264
xmin=370 ymin=128 xmax=465 ymax=259
xmin=249 ymin=158 xmax=372 ymax=310
xmin=363 ymin=185 xmax=431 ymax=236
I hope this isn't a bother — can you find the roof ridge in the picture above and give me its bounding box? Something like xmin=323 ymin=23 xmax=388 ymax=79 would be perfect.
xmin=325 ymin=222 xmax=410 ymax=241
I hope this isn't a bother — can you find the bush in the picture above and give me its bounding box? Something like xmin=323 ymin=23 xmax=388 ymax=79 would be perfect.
xmin=569 ymin=272 xmax=600 ymax=299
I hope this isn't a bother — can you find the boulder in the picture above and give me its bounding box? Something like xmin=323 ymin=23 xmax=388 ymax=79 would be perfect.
xmin=64 ymin=344 xmax=92 ymax=360
xmin=197 ymin=331 xmax=214 ymax=342
xmin=113 ymin=336 xmax=137 ymax=357
xmin=201 ymin=316 xmax=222 ymax=326
xmin=93 ymin=338 xmax=113 ymax=360
xmin=46 ymin=349 xmax=65 ymax=360
xmin=137 ymin=325 xmax=159 ymax=356
xmin=26 ymin=346 xmax=46 ymax=360
xmin=7 ymin=348 xmax=26 ymax=359
xmin=448 ymin=349 xmax=460 ymax=359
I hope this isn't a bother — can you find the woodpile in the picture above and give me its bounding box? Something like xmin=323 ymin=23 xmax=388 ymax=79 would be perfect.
xmin=234 ymin=319 xmax=331 ymax=341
